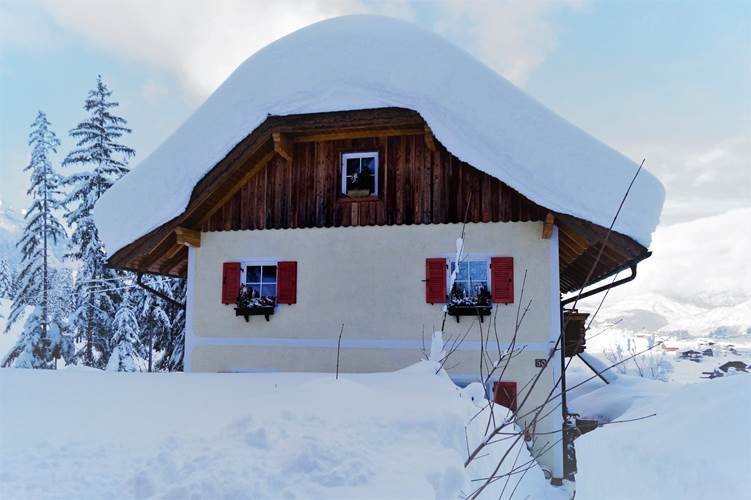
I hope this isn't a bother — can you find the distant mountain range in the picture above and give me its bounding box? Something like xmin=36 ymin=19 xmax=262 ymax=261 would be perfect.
xmin=581 ymin=208 xmax=751 ymax=339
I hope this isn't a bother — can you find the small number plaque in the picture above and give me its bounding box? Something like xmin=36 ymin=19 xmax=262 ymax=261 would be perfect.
xmin=535 ymin=358 xmax=547 ymax=368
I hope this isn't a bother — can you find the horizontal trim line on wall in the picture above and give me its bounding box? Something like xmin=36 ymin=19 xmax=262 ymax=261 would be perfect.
xmin=190 ymin=335 xmax=553 ymax=353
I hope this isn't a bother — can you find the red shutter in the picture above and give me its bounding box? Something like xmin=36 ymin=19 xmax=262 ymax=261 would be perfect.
xmin=493 ymin=380 xmax=518 ymax=412
xmin=425 ymin=258 xmax=447 ymax=304
xmin=222 ymin=262 xmax=241 ymax=305
xmin=491 ymin=256 xmax=514 ymax=304
xmin=276 ymin=261 xmax=297 ymax=305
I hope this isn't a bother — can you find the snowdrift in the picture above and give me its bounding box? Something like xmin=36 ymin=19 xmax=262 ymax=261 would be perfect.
xmin=0 ymin=362 xmax=558 ymax=499
xmin=574 ymin=375 xmax=750 ymax=500
xmin=94 ymin=15 xmax=664 ymax=256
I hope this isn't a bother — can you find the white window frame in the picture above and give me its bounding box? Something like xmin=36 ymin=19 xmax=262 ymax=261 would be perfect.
xmin=445 ymin=254 xmax=492 ymax=300
xmin=341 ymin=151 xmax=379 ymax=197
xmin=240 ymin=258 xmax=279 ymax=299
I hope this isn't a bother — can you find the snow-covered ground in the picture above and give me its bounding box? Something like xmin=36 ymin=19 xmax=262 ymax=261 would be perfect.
xmin=0 ymin=362 xmax=561 ymax=500
xmin=569 ymin=369 xmax=750 ymax=500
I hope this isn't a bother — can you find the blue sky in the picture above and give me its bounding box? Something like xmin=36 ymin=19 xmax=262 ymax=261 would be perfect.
xmin=1 ymin=0 xmax=749 ymax=226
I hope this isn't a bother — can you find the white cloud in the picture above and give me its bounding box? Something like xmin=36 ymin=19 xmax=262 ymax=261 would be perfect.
xmin=140 ymin=80 xmax=168 ymax=102
xmin=0 ymin=0 xmax=57 ymax=51
xmin=31 ymin=0 xmax=582 ymax=97
xmin=619 ymin=135 xmax=751 ymax=225
xmin=432 ymin=0 xmax=586 ymax=85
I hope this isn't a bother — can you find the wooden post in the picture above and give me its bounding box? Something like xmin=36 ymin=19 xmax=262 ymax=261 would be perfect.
xmin=542 ymin=213 xmax=555 ymax=239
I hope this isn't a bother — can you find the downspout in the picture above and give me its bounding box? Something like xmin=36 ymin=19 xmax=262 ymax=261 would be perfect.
xmin=557 ymin=253 xmax=649 ymax=482
xmin=136 ymin=272 xmax=186 ymax=310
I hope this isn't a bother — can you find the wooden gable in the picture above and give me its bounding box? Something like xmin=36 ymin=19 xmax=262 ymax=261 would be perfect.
xmin=107 ymin=107 xmax=648 ymax=294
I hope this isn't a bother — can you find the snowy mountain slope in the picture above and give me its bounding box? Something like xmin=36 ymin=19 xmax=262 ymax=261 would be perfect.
xmin=581 ymin=208 xmax=751 ymax=339
xmin=0 ymin=202 xmax=68 ymax=269
xmin=94 ymin=15 xmax=664 ymax=256
xmin=0 ymin=205 xmax=25 ymax=268
xmin=0 ymin=362 xmax=562 ymax=500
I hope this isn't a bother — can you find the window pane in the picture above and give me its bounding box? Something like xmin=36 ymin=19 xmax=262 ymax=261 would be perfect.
xmin=454 ymin=282 xmax=470 ymax=297
xmin=249 ymin=283 xmax=262 ymax=296
xmin=455 ymin=261 xmax=469 ymax=281
xmin=361 ymin=156 xmax=375 ymax=175
xmin=246 ymin=266 xmax=261 ymax=283
xmin=470 ymin=261 xmax=487 ymax=281
xmin=261 ymin=284 xmax=276 ymax=298
xmin=469 ymin=281 xmax=487 ymax=297
xmin=262 ymin=265 xmax=277 ymax=284
xmin=346 ymin=158 xmax=360 ymax=176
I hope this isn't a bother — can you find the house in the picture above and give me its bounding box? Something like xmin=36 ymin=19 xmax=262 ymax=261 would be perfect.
xmin=93 ymin=16 xmax=664 ymax=482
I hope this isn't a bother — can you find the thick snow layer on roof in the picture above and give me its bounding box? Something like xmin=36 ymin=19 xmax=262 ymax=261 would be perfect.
xmin=94 ymin=15 xmax=664 ymax=254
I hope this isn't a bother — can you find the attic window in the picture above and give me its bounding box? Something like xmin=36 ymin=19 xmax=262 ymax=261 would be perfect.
xmin=341 ymin=151 xmax=378 ymax=198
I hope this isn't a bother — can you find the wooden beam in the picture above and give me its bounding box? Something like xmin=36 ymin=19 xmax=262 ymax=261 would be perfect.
xmin=291 ymin=126 xmax=424 ymax=143
xmin=175 ymin=226 xmax=201 ymax=247
xmin=424 ymin=125 xmax=436 ymax=151
xmin=158 ymin=247 xmax=187 ymax=275
xmin=272 ymin=132 xmax=294 ymax=162
xmin=542 ymin=213 xmax=555 ymax=239
xmin=198 ymin=149 xmax=276 ymax=225
xmin=136 ymin=231 xmax=177 ymax=272
xmin=162 ymin=244 xmax=184 ymax=262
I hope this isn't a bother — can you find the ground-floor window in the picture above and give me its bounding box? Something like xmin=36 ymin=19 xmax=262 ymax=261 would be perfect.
xmin=449 ymin=258 xmax=491 ymax=305
xmin=244 ymin=263 xmax=277 ymax=300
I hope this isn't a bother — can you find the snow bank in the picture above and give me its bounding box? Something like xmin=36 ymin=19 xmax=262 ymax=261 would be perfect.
xmin=573 ymin=375 xmax=751 ymax=500
xmin=94 ymin=15 xmax=664 ymax=255
xmin=0 ymin=362 xmax=557 ymax=499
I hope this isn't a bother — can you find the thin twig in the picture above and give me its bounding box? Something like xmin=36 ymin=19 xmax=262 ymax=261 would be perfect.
xmin=335 ymin=323 xmax=344 ymax=380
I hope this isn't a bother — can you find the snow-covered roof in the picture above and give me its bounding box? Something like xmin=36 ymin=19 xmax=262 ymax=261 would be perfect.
xmin=94 ymin=15 xmax=664 ymax=255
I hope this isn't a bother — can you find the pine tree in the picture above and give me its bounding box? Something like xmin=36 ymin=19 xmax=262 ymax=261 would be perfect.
xmin=2 ymin=112 xmax=70 ymax=368
xmin=62 ymin=75 xmax=135 ymax=368
xmin=137 ymin=275 xmax=186 ymax=371
xmin=0 ymin=257 xmax=12 ymax=300
xmin=159 ymin=277 xmax=186 ymax=371
xmin=106 ymin=293 xmax=145 ymax=372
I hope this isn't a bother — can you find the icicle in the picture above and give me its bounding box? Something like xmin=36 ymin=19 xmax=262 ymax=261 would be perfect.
xmin=449 ymin=237 xmax=465 ymax=292
xmin=429 ymin=331 xmax=445 ymax=363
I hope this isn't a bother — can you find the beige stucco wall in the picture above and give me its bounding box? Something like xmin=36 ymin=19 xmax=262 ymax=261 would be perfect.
xmin=186 ymin=221 xmax=563 ymax=473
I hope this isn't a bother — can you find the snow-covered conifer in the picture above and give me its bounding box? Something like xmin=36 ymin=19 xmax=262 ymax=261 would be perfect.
xmin=106 ymin=294 xmax=145 ymax=372
xmin=62 ymin=75 xmax=135 ymax=367
xmin=2 ymin=112 xmax=69 ymax=368
xmin=0 ymin=257 xmax=12 ymax=300
xmin=152 ymin=277 xmax=186 ymax=371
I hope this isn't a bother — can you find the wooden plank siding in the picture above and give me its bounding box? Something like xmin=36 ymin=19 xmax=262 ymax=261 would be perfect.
xmin=200 ymin=135 xmax=547 ymax=232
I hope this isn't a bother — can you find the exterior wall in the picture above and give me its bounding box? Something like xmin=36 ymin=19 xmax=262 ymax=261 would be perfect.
xmin=185 ymin=221 xmax=562 ymax=473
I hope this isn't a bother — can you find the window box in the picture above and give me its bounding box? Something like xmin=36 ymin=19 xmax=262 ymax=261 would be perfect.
xmin=447 ymin=303 xmax=492 ymax=323
xmin=235 ymin=304 xmax=276 ymax=322
xmin=235 ymin=275 xmax=277 ymax=322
